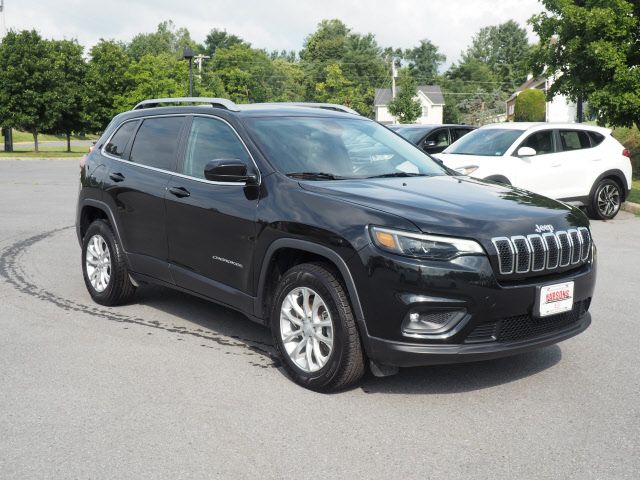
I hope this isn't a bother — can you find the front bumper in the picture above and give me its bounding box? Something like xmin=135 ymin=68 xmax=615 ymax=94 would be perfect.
xmin=348 ymin=244 xmax=596 ymax=367
xmin=367 ymin=313 xmax=590 ymax=367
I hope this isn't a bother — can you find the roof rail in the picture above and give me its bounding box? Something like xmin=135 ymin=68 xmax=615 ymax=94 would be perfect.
xmin=132 ymin=97 xmax=239 ymax=112
xmin=264 ymin=102 xmax=360 ymax=115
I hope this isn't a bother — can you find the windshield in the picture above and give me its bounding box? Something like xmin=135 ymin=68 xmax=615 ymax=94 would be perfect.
xmin=245 ymin=116 xmax=447 ymax=179
xmin=392 ymin=127 xmax=430 ymax=143
xmin=444 ymin=128 xmax=524 ymax=156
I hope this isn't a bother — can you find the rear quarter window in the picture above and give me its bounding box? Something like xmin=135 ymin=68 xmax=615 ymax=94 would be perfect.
xmin=588 ymin=131 xmax=605 ymax=146
xmin=559 ymin=130 xmax=591 ymax=151
xmin=104 ymin=121 xmax=138 ymax=158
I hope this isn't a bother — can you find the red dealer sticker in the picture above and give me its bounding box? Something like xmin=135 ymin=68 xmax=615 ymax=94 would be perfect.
xmin=539 ymin=281 xmax=574 ymax=317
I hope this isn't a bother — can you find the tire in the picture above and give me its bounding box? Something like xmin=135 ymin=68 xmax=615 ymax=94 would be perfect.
xmin=270 ymin=262 xmax=365 ymax=392
xmin=587 ymin=178 xmax=622 ymax=220
xmin=82 ymin=219 xmax=136 ymax=306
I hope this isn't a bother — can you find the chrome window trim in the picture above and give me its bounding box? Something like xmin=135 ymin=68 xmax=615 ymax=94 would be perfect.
xmin=491 ymin=237 xmax=514 ymax=275
xmin=542 ymin=232 xmax=559 ymax=269
xmin=100 ymin=113 xmax=262 ymax=187
xmin=526 ymin=233 xmax=547 ymax=272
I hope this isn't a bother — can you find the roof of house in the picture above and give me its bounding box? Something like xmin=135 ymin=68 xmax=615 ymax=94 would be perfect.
xmin=374 ymin=85 xmax=445 ymax=106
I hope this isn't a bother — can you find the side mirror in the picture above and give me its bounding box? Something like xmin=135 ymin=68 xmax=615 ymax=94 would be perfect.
xmin=517 ymin=147 xmax=537 ymax=157
xmin=204 ymin=160 xmax=258 ymax=184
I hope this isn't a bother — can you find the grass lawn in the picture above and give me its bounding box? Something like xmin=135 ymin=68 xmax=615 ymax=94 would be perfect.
xmin=0 ymin=146 xmax=86 ymax=158
xmin=11 ymin=130 xmax=98 ymax=144
xmin=629 ymin=179 xmax=640 ymax=205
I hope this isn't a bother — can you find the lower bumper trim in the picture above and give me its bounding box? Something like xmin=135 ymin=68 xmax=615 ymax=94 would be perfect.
xmin=367 ymin=313 xmax=591 ymax=368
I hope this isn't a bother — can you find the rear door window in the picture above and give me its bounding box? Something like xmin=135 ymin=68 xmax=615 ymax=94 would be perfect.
xmin=521 ymin=130 xmax=555 ymax=155
xmin=424 ymin=129 xmax=450 ymax=148
xmin=559 ymin=130 xmax=591 ymax=151
xmin=104 ymin=121 xmax=138 ymax=158
xmin=129 ymin=116 xmax=185 ymax=171
xmin=451 ymin=128 xmax=473 ymax=141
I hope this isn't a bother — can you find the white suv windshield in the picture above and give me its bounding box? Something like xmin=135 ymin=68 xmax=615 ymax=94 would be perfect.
xmin=246 ymin=116 xmax=448 ymax=179
xmin=445 ymin=128 xmax=524 ymax=156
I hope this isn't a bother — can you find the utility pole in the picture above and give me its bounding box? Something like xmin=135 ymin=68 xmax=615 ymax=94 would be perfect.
xmin=183 ymin=47 xmax=195 ymax=97
xmin=391 ymin=58 xmax=397 ymax=99
xmin=194 ymin=54 xmax=210 ymax=74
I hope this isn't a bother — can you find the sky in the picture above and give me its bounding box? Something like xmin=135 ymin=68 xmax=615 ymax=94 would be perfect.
xmin=2 ymin=0 xmax=543 ymax=65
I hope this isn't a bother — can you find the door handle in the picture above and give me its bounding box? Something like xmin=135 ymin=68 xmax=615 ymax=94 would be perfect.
xmin=109 ymin=172 xmax=125 ymax=182
xmin=168 ymin=186 xmax=191 ymax=198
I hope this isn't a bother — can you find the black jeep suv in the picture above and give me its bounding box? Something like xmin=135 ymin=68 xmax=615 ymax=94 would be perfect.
xmin=76 ymin=98 xmax=596 ymax=391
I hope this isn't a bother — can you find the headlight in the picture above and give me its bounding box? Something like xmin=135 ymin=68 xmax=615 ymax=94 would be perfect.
xmin=455 ymin=165 xmax=479 ymax=175
xmin=370 ymin=226 xmax=484 ymax=260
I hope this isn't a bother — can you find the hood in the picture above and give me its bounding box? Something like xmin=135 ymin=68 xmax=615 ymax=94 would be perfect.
xmin=299 ymin=175 xmax=587 ymax=242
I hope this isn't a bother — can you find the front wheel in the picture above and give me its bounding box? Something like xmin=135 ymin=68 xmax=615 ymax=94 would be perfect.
xmin=587 ymin=178 xmax=622 ymax=220
xmin=270 ymin=263 xmax=365 ymax=392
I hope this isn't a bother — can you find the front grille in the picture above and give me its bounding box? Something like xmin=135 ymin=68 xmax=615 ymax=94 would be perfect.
xmin=492 ymin=227 xmax=591 ymax=276
xmin=464 ymin=299 xmax=590 ymax=344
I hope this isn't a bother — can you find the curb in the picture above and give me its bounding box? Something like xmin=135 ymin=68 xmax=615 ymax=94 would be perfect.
xmin=622 ymin=201 xmax=640 ymax=215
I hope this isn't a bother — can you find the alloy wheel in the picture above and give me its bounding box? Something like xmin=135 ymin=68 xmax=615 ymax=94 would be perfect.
xmin=597 ymin=184 xmax=620 ymax=218
xmin=85 ymin=234 xmax=111 ymax=293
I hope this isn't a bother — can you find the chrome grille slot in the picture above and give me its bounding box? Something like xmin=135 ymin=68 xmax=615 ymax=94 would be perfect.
xmin=527 ymin=234 xmax=546 ymax=272
xmin=569 ymin=229 xmax=582 ymax=264
xmin=556 ymin=231 xmax=571 ymax=267
xmin=492 ymin=227 xmax=592 ymax=276
xmin=512 ymin=236 xmax=531 ymax=273
xmin=578 ymin=227 xmax=591 ymax=260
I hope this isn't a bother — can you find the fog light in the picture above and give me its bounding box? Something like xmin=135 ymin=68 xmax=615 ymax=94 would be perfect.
xmin=402 ymin=309 xmax=467 ymax=337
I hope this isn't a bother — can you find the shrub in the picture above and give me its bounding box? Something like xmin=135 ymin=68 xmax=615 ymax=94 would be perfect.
xmin=514 ymin=88 xmax=545 ymax=122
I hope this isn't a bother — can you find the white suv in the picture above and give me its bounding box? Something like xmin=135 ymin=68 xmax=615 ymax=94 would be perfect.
xmin=434 ymin=123 xmax=633 ymax=219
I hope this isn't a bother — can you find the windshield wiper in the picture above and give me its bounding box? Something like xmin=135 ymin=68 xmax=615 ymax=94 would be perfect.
xmin=287 ymin=172 xmax=345 ymax=180
xmin=366 ymin=172 xmax=428 ymax=179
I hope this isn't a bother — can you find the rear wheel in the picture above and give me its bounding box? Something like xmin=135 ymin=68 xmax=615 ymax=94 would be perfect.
xmin=587 ymin=178 xmax=622 ymax=220
xmin=270 ymin=263 xmax=365 ymax=392
xmin=82 ymin=219 xmax=136 ymax=306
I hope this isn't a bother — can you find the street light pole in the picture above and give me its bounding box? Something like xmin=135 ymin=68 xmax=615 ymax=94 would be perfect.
xmin=183 ymin=47 xmax=195 ymax=97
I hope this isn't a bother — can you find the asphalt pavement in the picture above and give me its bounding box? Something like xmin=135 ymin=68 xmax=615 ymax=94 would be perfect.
xmin=0 ymin=159 xmax=638 ymax=479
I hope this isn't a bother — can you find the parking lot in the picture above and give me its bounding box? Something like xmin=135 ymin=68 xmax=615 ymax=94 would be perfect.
xmin=0 ymin=159 xmax=638 ymax=479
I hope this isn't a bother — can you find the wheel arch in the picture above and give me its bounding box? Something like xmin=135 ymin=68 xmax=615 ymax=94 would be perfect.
xmin=589 ymin=169 xmax=628 ymax=202
xmin=255 ymin=239 xmax=369 ymax=345
xmin=77 ymin=199 xmax=127 ymax=251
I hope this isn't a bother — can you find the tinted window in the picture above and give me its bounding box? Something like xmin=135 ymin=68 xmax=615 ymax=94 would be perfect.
xmin=445 ymin=128 xmax=524 ymax=156
xmin=521 ymin=130 xmax=555 ymax=155
xmin=183 ymin=117 xmax=251 ymax=179
xmin=452 ymin=128 xmax=473 ymax=141
xmin=104 ymin=121 xmax=138 ymax=158
xmin=425 ymin=129 xmax=449 ymax=148
xmin=393 ymin=127 xmax=431 ymax=143
xmin=559 ymin=130 xmax=591 ymax=151
xmin=129 ymin=116 xmax=185 ymax=171
xmin=246 ymin=117 xmax=447 ymax=178
xmin=588 ymin=131 xmax=605 ymax=145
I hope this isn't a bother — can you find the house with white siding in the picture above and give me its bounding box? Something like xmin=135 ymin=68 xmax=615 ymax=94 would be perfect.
xmin=374 ymin=85 xmax=445 ymax=124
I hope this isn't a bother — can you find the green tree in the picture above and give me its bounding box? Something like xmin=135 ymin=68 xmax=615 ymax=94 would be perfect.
xmin=47 ymin=39 xmax=87 ymax=151
xmin=314 ymin=63 xmax=370 ymax=113
xmin=84 ymin=40 xmax=132 ymax=131
xmin=271 ymin=58 xmax=305 ymax=102
xmin=0 ymin=30 xmax=56 ymax=151
xmin=127 ymin=20 xmax=200 ymax=60
xmin=209 ymin=44 xmax=275 ymax=103
xmin=530 ymin=0 xmax=640 ymax=129
xmin=204 ymin=29 xmax=247 ymax=56
xmin=514 ymin=88 xmax=546 ymax=122
xmin=404 ymin=39 xmax=446 ymax=84
xmin=387 ymin=69 xmax=422 ymax=123
xmin=463 ymin=20 xmax=531 ymax=92
xmin=114 ymin=53 xmax=189 ymax=110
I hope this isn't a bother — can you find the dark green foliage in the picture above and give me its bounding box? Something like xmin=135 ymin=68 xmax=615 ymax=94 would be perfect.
xmin=530 ymin=0 xmax=640 ymax=129
xmin=404 ymin=39 xmax=446 ymax=84
xmin=514 ymin=89 xmax=546 ymax=122
xmin=204 ymin=29 xmax=248 ymax=56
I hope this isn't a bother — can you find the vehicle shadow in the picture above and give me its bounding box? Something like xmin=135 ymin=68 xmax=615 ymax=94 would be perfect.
xmin=359 ymin=345 xmax=562 ymax=395
xmin=132 ymin=284 xmax=563 ymax=394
